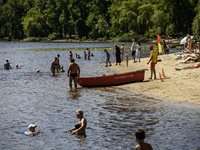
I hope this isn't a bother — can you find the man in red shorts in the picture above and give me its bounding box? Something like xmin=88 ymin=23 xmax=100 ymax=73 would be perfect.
xmin=147 ymin=45 xmax=157 ymax=79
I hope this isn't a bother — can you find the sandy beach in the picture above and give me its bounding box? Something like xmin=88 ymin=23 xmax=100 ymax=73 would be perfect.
xmin=110 ymin=54 xmax=200 ymax=107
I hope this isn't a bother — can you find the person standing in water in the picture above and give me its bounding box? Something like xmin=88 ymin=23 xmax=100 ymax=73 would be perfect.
xmin=135 ymin=128 xmax=153 ymax=150
xmin=87 ymin=48 xmax=91 ymax=60
xmin=104 ymin=49 xmax=112 ymax=67
xmin=68 ymin=109 xmax=87 ymax=135
xmin=67 ymin=58 xmax=80 ymax=88
xmin=4 ymin=58 xmax=12 ymax=69
xmin=50 ymin=56 xmax=60 ymax=76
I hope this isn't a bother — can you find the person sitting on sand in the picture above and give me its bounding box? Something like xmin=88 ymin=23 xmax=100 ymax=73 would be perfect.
xmin=4 ymin=58 xmax=12 ymax=69
xmin=59 ymin=66 xmax=65 ymax=72
xmin=50 ymin=56 xmax=60 ymax=76
xmin=135 ymin=128 xmax=153 ymax=150
xmin=176 ymin=62 xmax=200 ymax=70
xmin=24 ymin=124 xmax=43 ymax=136
xmin=68 ymin=109 xmax=87 ymax=135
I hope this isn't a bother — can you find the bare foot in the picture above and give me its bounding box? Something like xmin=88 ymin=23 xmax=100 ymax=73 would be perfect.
xmin=148 ymin=78 xmax=152 ymax=80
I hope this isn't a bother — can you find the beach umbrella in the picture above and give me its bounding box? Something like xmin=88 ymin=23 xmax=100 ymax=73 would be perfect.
xmin=180 ymin=36 xmax=194 ymax=44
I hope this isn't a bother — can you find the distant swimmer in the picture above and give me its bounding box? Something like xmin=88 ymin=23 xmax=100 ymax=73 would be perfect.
xmin=76 ymin=53 xmax=81 ymax=59
xmin=68 ymin=109 xmax=87 ymax=136
xmin=50 ymin=56 xmax=60 ymax=76
xmin=36 ymin=69 xmax=40 ymax=73
xmin=24 ymin=124 xmax=43 ymax=136
xmin=69 ymin=51 xmax=73 ymax=60
xmin=67 ymin=58 xmax=80 ymax=88
xmin=4 ymin=58 xmax=12 ymax=69
xmin=91 ymin=52 xmax=94 ymax=57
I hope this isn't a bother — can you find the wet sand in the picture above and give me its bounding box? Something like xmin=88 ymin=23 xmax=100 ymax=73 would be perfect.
xmin=110 ymin=54 xmax=200 ymax=107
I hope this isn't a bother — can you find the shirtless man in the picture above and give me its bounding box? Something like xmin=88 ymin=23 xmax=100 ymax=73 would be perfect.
xmin=67 ymin=59 xmax=80 ymax=88
xmin=4 ymin=58 xmax=12 ymax=69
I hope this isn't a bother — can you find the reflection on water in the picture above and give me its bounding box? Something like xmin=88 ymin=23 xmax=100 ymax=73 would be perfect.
xmin=0 ymin=43 xmax=200 ymax=150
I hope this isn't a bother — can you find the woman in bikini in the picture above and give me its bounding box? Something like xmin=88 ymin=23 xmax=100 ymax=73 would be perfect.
xmin=68 ymin=109 xmax=87 ymax=135
xmin=50 ymin=56 xmax=60 ymax=76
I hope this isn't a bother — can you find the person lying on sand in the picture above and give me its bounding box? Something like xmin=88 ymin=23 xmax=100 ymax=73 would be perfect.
xmin=175 ymin=62 xmax=200 ymax=70
xmin=180 ymin=54 xmax=199 ymax=63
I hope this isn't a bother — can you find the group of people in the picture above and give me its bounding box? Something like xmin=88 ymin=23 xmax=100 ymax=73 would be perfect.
xmin=25 ymin=109 xmax=153 ymax=149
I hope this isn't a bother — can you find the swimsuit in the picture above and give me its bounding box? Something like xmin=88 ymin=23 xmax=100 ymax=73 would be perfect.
xmin=24 ymin=131 xmax=30 ymax=136
xmin=75 ymin=123 xmax=81 ymax=129
xmin=70 ymin=73 xmax=78 ymax=78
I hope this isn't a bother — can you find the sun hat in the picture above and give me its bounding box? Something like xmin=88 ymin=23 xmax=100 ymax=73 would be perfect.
xmin=148 ymin=45 xmax=154 ymax=49
xmin=28 ymin=124 xmax=37 ymax=128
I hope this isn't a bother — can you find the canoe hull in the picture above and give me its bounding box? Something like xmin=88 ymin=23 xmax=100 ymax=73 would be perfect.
xmin=77 ymin=70 xmax=145 ymax=87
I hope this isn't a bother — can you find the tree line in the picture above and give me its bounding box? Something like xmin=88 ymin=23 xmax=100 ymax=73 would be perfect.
xmin=0 ymin=0 xmax=199 ymax=40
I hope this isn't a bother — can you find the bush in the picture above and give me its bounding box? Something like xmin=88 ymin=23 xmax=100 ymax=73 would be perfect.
xmin=48 ymin=32 xmax=60 ymax=40
xmin=22 ymin=37 xmax=41 ymax=42
xmin=82 ymin=36 xmax=87 ymax=40
xmin=115 ymin=33 xmax=148 ymax=42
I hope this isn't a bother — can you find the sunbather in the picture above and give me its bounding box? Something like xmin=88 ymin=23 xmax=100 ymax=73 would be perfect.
xmin=175 ymin=62 xmax=200 ymax=70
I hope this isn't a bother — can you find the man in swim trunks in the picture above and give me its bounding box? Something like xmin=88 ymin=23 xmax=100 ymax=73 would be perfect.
xmin=4 ymin=58 xmax=12 ymax=69
xmin=147 ymin=45 xmax=157 ymax=80
xmin=67 ymin=58 xmax=80 ymax=88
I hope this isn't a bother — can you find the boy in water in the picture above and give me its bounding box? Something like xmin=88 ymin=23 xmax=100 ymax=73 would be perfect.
xmin=24 ymin=124 xmax=43 ymax=136
xmin=135 ymin=128 xmax=153 ymax=150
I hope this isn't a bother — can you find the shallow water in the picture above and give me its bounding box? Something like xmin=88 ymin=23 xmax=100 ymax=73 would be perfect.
xmin=0 ymin=42 xmax=200 ymax=150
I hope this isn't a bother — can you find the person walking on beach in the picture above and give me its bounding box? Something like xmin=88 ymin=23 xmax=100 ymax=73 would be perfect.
xmin=104 ymin=49 xmax=112 ymax=67
xmin=147 ymin=45 xmax=157 ymax=80
xmin=121 ymin=43 xmax=125 ymax=61
xmin=135 ymin=128 xmax=153 ymax=150
xmin=4 ymin=58 xmax=12 ymax=69
xmin=136 ymin=42 xmax=141 ymax=62
xmin=131 ymin=39 xmax=137 ymax=63
xmin=67 ymin=58 xmax=80 ymax=89
xmin=114 ymin=44 xmax=121 ymax=65
xmin=166 ymin=43 xmax=170 ymax=54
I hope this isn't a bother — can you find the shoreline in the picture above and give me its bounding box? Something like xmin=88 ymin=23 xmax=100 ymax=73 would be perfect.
xmin=108 ymin=54 xmax=200 ymax=107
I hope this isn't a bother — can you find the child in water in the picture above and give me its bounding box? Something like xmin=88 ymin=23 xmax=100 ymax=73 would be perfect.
xmin=24 ymin=124 xmax=43 ymax=136
xmin=125 ymin=54 xmax=129 ymax=67
xmin=135 ymin=128 xmax=153 ymax=150
xmin=59 ymin=66 xmax=65 ymax=72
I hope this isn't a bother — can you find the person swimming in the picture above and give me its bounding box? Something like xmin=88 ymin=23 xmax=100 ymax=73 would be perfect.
xmin=24 ymin=124 xmax=43 ymax=136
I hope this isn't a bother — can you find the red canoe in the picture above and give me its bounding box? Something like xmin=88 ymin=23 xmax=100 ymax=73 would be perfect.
xmin=77 ymin=69 xmax=146 ymax=87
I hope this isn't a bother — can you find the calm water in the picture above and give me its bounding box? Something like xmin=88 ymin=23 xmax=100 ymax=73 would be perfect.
xmin=0 ymin=42 xmax=200 ymax=150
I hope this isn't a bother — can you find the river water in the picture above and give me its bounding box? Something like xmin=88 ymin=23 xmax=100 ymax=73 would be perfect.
xmin=0 ymin=42 xmax=200 ymax=150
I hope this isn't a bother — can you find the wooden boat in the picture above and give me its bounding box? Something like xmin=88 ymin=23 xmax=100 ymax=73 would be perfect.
xmin=77 ymin=69 xmax=146 ymax=87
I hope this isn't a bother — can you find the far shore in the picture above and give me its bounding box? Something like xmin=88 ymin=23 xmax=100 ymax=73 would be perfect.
xmin=108 ymin=54 xmax=200 ymax=107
